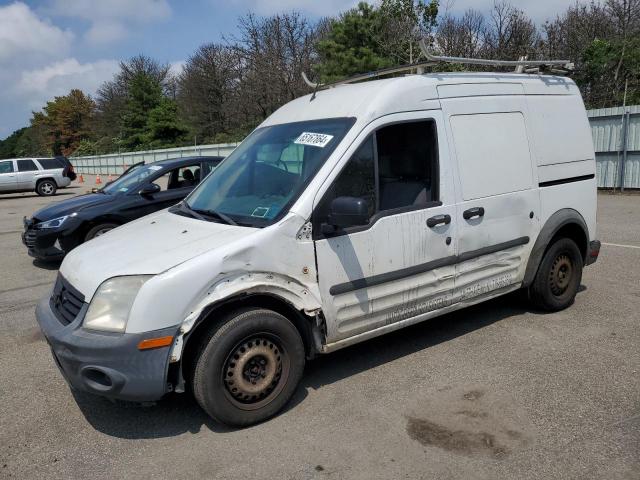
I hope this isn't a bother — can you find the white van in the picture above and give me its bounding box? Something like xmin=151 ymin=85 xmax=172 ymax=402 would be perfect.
xmin=36 ymin=72 xmax=600 ymax=426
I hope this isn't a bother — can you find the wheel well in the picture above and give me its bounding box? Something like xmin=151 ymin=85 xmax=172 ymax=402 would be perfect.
xmin=551 ymin=223 xmax=588 ymax=261
xmin=81 ymin=218 xmax=123 ymax=238
xmin=181 ymin=293 xmax=317 ymax=381
xmin=36 ymin=177 xmax=56 ymax=186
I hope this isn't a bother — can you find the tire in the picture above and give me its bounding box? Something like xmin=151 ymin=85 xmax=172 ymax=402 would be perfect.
xmin=85 ymin=223 xmax=119 ymax=241
xmin=192 ymin=308 xmax=305 ymax=427
xmin=529 ymin=237 xmax=583 ymax=311
xmin=36 ymin=179 xmax=57 ymax=196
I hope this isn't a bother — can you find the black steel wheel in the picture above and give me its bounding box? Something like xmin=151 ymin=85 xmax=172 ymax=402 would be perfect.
xmin=192 ymin=308 xmax=305 ymax=427
xmin=529 ymin=237 xmax=583 ymax=311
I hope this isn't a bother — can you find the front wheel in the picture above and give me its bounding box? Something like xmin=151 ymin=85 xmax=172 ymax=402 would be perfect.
xmin=85 ymin=223 xmax=118 ymax=241
xmin=192 ymin=308 xmax=305 ymax=427
xmin=529 ymin=238 xmax=583 ymax=311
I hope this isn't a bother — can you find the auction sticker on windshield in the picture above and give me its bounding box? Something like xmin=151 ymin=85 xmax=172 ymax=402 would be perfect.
xmin=294 ymin=132 xmax=334 ymax=148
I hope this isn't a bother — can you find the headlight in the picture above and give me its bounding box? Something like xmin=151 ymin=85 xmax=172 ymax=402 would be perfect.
xmin=36 ymin=213 xmax=77 ymax=229
xmin=84 ymin=276 xmax=152 ymax=332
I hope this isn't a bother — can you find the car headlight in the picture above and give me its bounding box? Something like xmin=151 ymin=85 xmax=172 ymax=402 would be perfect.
xmin=84 ymin=276 xmax=152 ymax=332
xmin=36 ymin=213 xmax=77 ymax=229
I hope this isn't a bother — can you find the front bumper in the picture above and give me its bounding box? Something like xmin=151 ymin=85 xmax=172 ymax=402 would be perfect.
xmin=22 ymin=218 xmax=80 ymax=260
xmin=36 ymin=294 xmax=179 ymax=402
xmin=585 ymin=240 xmax=601 ymax=266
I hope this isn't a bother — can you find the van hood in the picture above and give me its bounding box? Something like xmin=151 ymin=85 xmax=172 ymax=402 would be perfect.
xmin=33 ymin=193 xmax=114 ymax=221
xmin=60 ymin=209 xmax=257 ymax=299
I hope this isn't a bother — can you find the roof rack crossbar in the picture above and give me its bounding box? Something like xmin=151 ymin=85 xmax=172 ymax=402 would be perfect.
xmin=302 ymin=60 xmax=438 ymax=90
xmin=418 ymin=39 xmax=574 ymax=71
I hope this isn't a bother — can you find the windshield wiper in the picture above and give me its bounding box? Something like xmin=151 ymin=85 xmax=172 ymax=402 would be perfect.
xmin=178 ymin=202 xmax=238 ymax=226
xmin=176 ymin=201 xmax=207 ymax=221
xmin=192 ymin=207 xmax=238 ymax=226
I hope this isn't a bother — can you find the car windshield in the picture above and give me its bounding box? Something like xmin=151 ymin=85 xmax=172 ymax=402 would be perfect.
xmin=102 ymin=164 xmax=164 ymax=194
xmin=184 ymin=118 xmax=355 ymax=227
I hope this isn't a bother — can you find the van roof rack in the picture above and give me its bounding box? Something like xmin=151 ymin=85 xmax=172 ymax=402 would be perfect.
xmin=417 ymin=39 xmax=574 ymax=74
xmin=302 ymin=39 xmax=574 ymax=90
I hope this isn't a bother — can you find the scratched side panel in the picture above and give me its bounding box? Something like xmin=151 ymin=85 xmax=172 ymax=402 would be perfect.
xmin=315 ymin=205 xmax=455 ymax=343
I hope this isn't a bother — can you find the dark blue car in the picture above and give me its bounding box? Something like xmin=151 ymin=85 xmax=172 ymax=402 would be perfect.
xmin=23 ymin=156 xmax=223 ymax=260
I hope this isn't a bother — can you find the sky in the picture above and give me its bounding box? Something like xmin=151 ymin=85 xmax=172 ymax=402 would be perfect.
xmin=0 ymin=0 xmax=583 ymax=140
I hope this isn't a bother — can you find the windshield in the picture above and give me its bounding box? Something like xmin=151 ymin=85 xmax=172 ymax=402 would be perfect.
xmin=102 ymin=164 xmax=164 ymax=194
xmin=185 ymin=118 xmax=355 ymax=226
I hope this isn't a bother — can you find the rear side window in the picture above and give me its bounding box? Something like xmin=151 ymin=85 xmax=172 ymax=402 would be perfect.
xmin=0 ymin=161 xmax=14 ymax=174
xmin=17 ymin=159 xmax=39 ymax=172
xmin=37 ymin=158 xmax=63 ymax=169
xmin=450 ymin=112 xmax=533 ymax=200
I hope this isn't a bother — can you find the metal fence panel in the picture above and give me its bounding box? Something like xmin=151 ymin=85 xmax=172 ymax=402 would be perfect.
xmin=71 ymin=143 xmax=239 ymax=175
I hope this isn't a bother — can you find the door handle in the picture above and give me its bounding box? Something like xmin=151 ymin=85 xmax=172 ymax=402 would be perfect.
xmin=463 ymin=207 xmax=485 ymax=220
xmin=427 ymin=214 xmax=451 ymax=228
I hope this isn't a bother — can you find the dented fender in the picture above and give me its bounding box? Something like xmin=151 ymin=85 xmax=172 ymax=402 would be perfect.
xmin=169 ymin=272 xmax=322 ymax=363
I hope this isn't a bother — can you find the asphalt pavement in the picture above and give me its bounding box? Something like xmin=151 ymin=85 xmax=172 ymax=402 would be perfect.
xmin=0 ymin=186 xmax=638 ymax=479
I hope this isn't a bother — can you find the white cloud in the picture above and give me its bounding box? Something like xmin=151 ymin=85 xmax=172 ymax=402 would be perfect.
xmin=169 ymin=60 xmax=186 ymax=77
xmin=48 ymin=0 xmax=172 ymax=45
xmin=228 ymin=0 xmax=359 ymax=17
xmin=18 ymin=58 xmax=120 ymax=98
xmin=0 ymin=2 xmax=73 ymax=62
xmin=85 ymin=22 xmax=129 ymax=45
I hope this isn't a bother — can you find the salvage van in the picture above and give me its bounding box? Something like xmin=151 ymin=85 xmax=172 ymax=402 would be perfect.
xmin=36 ymin=65 xmax=600 ymax=426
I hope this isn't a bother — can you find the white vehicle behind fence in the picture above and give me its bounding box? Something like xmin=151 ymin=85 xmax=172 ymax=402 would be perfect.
xmin=0 ymin=157 xmax=76 ymax=196
xmin=36 ymin=56 xmax=600 ymax=426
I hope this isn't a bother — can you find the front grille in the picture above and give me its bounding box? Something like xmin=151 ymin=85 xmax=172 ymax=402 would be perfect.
xmin=24 ymin=231 xmax=37 ymax=248
xmin=51 ymin=275 xmax=85 ymax=325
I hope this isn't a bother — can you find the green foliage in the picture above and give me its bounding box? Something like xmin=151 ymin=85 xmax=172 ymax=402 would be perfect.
xmin=578 ymin=37 xmax=640 ymax=107
xmin=120 ymin=72 xmax=164 ymax=149
xmin=316 ymin=2 xmax=392 ymax=82
xmin=145 ymin=98 xmax=188 ymax=148
xmin=29 ymin=89 xmax=96 ymax=156
xmin=0 ymin=128 xmax=27 ymax=159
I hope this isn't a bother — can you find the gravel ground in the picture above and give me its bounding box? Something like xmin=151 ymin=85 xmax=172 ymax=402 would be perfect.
xmin=0 ymin=186 xmax=638 ymax=480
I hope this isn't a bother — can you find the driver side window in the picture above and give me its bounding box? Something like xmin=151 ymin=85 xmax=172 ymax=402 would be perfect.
xmin=315 ymin=119 xmax=439 ymax=232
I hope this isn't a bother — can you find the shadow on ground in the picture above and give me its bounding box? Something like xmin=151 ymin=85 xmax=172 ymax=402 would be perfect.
xmin=72 ymin=288 xmax=585 ymax=439
xmin=0 ymin=192 xmax=75 ymax=201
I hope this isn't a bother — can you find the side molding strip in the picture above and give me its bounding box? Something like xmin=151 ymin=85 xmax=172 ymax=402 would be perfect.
xmin=539 ymin=174 xmax=595 ymax=188
xmin=329 ymin=236 xmax=530 ymax=295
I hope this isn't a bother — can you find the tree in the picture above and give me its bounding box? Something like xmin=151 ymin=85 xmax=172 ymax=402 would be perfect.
xmin=30 ymin=89 xmax=95 ymax=156
xmin=177 ymin=43 xmax=240 ymax=142
xmin=234 ymin=12 xmax=319 ymax=123
xmin=0 ymin=128 xmax=27 ymax=159
xmin=120 ymin=71 xmax=164 ymax=149
xmin=315 ymin=3 xmax=391 ymax=82
xmin=145 ymin=97 xmax=188 ymax=148
xmin=95 ymin=55 xmax=172 ymax=145
xmin=377 ymin=0 xmax=439 ymax=63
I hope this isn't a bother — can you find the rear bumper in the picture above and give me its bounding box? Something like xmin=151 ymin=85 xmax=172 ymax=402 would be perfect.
xmin=36 ymin=295 xmax=178 ymax=402
xmin=585 ymin=240 xmax=601 ymax=266
xmin=58 ymin=177 xmax=72 ymax=187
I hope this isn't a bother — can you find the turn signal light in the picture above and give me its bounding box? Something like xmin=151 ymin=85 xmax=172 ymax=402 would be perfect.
xmin=137 ymin=336 xmax=174 ymax=350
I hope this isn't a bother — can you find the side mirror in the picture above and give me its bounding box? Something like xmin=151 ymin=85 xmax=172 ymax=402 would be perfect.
xmin=326 ymin=196 xmax=369 ymax=230
xmin=139 ymin=183 xmax=161 ymax=196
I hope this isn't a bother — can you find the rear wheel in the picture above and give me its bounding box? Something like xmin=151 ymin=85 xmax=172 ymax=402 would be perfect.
xmin=36 ymin=179 xmax=57 ymax=196
xmin=529 ymin=238 xmax=583 ymax=311
xmin=192 ymin=308 xmax=305 ymax=427
xmin=85 ymin=223 xmax=118 ymax=241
